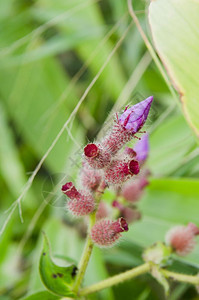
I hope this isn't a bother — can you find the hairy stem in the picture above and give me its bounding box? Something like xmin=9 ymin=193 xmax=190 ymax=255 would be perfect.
xmin=73 ymin=181 xmax=105 ymax=294
xmin=79 ymin=263 xmax=150 ymax=296
xmin=162 ymin=269 xmax=199 ymax=285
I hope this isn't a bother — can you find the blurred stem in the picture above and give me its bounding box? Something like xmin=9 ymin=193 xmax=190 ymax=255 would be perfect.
xmin=161 ymin=269 xmax=199 ymax=285
xmin=127 ymin=0 xmax=180 ymax=107
xmin=79 ymin=263 xmax=150 ymax=296
xmin=79 ymin=263 xmax=199 ymax=297
xmin=73 ymin=182 xmax=105 ymax=294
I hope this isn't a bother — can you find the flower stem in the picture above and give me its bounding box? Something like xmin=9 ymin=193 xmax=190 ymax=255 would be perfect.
xmin=79 ymin=263 xmax=150 ymax=296
xmin=73 ymin=181 xmax=105 ymax=294
xmin=161 ymin=269 xmax=199 ymax=285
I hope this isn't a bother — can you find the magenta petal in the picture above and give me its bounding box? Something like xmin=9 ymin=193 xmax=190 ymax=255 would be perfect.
xmin=119 ymin=96 xmax=153 ymax=134
xmin=134 ymin=133 xmax=149 ymax=162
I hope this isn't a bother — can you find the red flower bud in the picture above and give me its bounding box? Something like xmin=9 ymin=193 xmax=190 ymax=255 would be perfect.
xmin=84 ymin=143 xmax=111 ymax=169
xmin=91 ymin=217 xmax=128 ymax=247
xmin=165 ymin=223 xmax=199 ymax=256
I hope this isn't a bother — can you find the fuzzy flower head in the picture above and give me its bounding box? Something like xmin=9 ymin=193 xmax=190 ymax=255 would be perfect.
xmin=91 ymin=217 xmax=128 ymax=247
xmin=62 ymin=182 xmax=95 ymax=216
xmin=134 ymin=133 xmax=149 ymax=163
xmin=119 ymin=96 xmax=153 ymax=134
xmin=165 ymin=223 xmax=199 ymax=256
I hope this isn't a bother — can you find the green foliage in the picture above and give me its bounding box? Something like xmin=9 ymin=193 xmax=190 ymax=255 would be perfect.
xmin=0 ymin=0 xmax=199 ymax=299
xmin=149 ymin=0 xmax=199 ymax=137
xmin=39 ymin=233 xmax=77 ymax=297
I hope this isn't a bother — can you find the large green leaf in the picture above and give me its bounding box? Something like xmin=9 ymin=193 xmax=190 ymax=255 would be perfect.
xmin=39 ymin=234 xmax=77 ymax=297
xmin=148 ymin=0 xmax=199 ymax=137
xmin=21 ymin=290 xmax=60 ymax=300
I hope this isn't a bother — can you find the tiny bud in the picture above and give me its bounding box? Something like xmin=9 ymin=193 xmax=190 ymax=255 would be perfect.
xmin=91 ymin=217 xmax=128 ymax=247
xmin=62 ymin=182 xmax=95 ymax=216
xmin=96 ymin=201 xmax=110 ymax=220
xmin=62 ymin=182 xmax=80 ymax=199
xmin=129 ymin=160 xmax=140 ymax=175
xmin=143 ymin=241 xmax=172 ymax=266
xmin=119 ymin=96 xmax=153 ymax=134
xmin=124 ymin=147 xmax=137 ymax=158
xmin=84 ymin=143 xmax=111 ymax=169
xmin=80 ymin=162 xmax=101 ymax=190
xmin=121 ymin=176 xmax=149 ymax=203
xmin=67 ymin=193 xmax=95 ymax=216
xmin=84 ymin=143 xmax=98 ymax=158
xmin=112 ymin=200 xmax=141 ymax=223
xmin=104 ymin=159 xmax=139 ymax=185
xmin=165 ymin=223 xmax=199 ymax=256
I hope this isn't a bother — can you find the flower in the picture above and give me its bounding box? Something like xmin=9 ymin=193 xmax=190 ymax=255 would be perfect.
xmin=80 ymin=162 xmax=102 ymax=190
xmin=62 ymin=182 xmax=95 ymax=216
xmin=84 ymin=143 xmax=111 ymax=169
xmin=119 ymin=96 xmax=153 ymax=134
xmin=104 ymin=159 xmax=140 ymax=185
xmin=91 ymin=217 xmax=128 ymax=247
xmin=165 ymin=223 xmax=199 ymax=256
xmin=134 ymin=133 xmax=149 ymax=163
xmin=112 ymin=200 xmax=141 ymax=223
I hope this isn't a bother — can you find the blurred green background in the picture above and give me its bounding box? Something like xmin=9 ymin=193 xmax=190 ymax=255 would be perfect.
xmin=0 ymin=0 xmax=199 ymax=299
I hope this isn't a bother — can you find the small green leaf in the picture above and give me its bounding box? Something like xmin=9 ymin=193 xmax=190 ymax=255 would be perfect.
xmin=22 ymin=290 xmax=60 ymax=300
xmin=39 ymin=233 xmax=77 ymax=298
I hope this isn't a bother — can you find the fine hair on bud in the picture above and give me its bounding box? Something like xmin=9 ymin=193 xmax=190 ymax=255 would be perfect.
xmin=91 ymin=217 xmax=128 ymax=247
xmin=62 ymin=182 xmax=95 ymax=216
xmin=84 ymin=143 xmax=111 ymax=169
xmin=165 ymin=223 xmax=199 ymax=256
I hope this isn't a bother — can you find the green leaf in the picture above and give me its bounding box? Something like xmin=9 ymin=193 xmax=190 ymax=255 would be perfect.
xmin=149 ymin=0 xmax=199 ymax=137
xmin=39 ymin=233 xmax=77 ymax=297
xmin=21 ymin=291 xmax=60 ymax=300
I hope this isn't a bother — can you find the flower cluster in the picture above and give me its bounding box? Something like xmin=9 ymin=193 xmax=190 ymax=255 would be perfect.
xmin=62 ymin=97 xmax=153 ymax=247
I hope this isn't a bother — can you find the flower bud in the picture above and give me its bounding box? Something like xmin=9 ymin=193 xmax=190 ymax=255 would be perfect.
xmin=96 ymin=201 xmax=110 ymax=220
xmin=165 ymin=223 xmax=199 ymax=256
xmin=134 ymin=133 xmax=149 ymax=163
xmin=119 ymin=96 xmax=153 ymax=134
xmin=101 ymin=97 xmax=153 ymax=156
xmin=91 ymin=217 xmax=128 ymax=247
xmin=112 ymin=200 xmax=141 ymax=223
xmin=80 ymin=162 xmax=102 ymax=191
xmin=104 ymin=159 xmax=140 ymax=185
xmin=84 ymin=143 xmax=111 ymax=169
xmin=62 ymin=182 xmax=95 ymax=216
xmin=121 ymin=177 xmax=149 ymax=203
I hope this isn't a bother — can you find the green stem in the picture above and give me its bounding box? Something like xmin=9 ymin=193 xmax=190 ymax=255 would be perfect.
xmin=79 ymin=263 xmax=150 ymax=296
xmin=161 ymin=269 xmax=199 ymax=285
xmin=73 ymin=213 xmax=96 ymax=294
xmin=73 ymin=182 xmax=105 ymax=294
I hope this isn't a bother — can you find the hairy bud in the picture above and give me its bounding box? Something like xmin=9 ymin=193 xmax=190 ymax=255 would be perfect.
xmin=80 ymin=162 xmax=102 ymax=190
xmin=104 ymin=159 xmax=140 ymax=185
xmin=62 ymin=182 xmax=95 ymax=216
xmin=165 ymin=223 xmax=199 ymax=256
xmin=84 ymin=143 xmax=111 ymax=169
xmin=91 ymin=217 xmax=128 ymax=247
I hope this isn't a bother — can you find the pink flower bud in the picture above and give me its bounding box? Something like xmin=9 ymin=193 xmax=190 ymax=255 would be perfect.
xmin=67 ymin=193 xmax=95 ymax=216
xmin=96 ymin=201 xmax=110 ymax=220
xmin=134 ymin=133 xmax=149 ymax=163
xmin=104 ymin=159 xmax=140 ymax=185
xmin=62 ymin=182 xmax=95 ymax=216
xmin=80 ymin=162 xmax=102 ymax=191
xmin=121 ymin=177 xmax=149 ymax=203
xmin=91 ymin=217 xmax=128 ymax=247
xmin=119 ymin=96 xmax=153 ymax=134
xmin=62 ymin=182 xmax=80 ymax=199
xmin=124 ymin=147 xmax=137 ymax=158
xmin=112 ymin=200 xmax=141 ymax=223
xmin=84 ymin=143 xmax=111 ymax=169
xmin=165 ymin=223 xmax=199 ymax=256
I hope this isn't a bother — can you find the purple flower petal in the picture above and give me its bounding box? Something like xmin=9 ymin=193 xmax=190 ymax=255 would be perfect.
xmin=119 ymin=96 xmax=153 ymax=134
xmin=134 ymin=133 xmax=149 ymax=162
